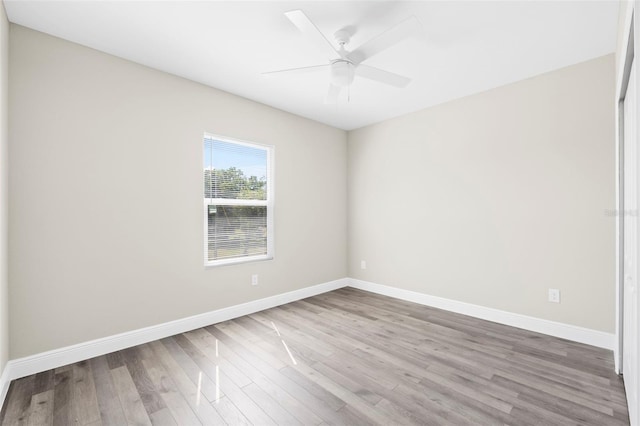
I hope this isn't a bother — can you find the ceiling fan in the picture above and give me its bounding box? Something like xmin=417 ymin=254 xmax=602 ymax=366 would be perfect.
xmin=264 ymin=10 xmax=420 ymax=103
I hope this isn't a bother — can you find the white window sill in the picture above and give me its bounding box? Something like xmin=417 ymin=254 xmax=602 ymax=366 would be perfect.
xmin=205 ymin=254 xmax=274 ymax=268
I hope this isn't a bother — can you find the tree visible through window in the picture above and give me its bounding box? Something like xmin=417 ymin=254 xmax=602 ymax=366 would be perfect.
xmin=203 ymin=135 xmax=273 ymax=265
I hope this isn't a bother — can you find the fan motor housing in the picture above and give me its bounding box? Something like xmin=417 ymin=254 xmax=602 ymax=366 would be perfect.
xmin=330 ymin=60 xmax=355 ymax=87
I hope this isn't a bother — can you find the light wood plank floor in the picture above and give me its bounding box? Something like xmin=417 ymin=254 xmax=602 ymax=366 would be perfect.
xmin=0 ymin=288 xmax=630 ymax=425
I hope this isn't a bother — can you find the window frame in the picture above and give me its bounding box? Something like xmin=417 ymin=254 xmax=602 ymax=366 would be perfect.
xmin=203 ymin=133 xmax=274 ymax=267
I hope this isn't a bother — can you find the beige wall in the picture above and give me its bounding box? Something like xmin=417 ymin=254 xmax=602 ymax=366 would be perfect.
xmin=0 ymin=4 xmax=8 ymax=373
xmin=9 ymin=25 xmax=347 ymax=358
xmin=348 ymin=55 xmax=616 ymax=333
xmin=6 ymin=21 xmax=617 ymax=359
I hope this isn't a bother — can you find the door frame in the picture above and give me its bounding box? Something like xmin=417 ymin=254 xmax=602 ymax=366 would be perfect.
xmin=616 ymin=2 xmax=637 ymax=376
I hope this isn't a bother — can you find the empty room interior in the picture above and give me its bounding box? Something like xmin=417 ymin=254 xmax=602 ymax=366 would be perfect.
xmin=0 ymin=0 xmax=639 ymax=425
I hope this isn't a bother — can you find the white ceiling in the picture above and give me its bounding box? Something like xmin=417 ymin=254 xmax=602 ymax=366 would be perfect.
xmin=4 ymin=1 xmax=620 ymax=130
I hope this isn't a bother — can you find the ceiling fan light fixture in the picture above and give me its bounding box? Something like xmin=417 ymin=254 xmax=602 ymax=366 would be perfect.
xmin=265 ymin=10 xmax=416 ymax=102
xmin=330 ymin=60 xmax=355 ymax=87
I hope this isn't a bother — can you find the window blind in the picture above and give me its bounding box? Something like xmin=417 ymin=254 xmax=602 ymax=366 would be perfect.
xmin=203 ymin=136 xmax=272 ymax=265
xmin=204 ymin=138 xmax=267 ymax=201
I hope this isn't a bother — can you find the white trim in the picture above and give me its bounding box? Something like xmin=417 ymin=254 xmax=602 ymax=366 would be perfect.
xmin=615 ymin=0 xmax=636 ymax=376
xmin=349 ymin=279 xmax=615 ymax=350
xmin=0 ymin=275 xmax=619 ymax=411
xmin=0 ymin=364 xmax=10 ymax=413
xmin=1 ymin=278 xmax=349 ymax=384
xmin=204 ymin=255 xmax=274 ymax=269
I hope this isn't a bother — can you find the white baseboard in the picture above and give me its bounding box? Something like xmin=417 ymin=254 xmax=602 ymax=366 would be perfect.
xmin=348 ymin=279 xmax=615 ymax=350
xmin=0 ymin=275 xmax=616 ymax=412
xmin=2 ymin=278 xmax=349 ymax=386
xmin=0 ymin=363 xmax=10 ymax=412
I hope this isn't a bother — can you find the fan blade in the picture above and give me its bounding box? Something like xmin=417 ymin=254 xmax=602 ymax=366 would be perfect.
xmin=325 ymin=84 xmax=341 ymax=103
xmin=355 ymin=65 xmax=411 ymax=88
xmin=262 ymin=64 xmax=329 ymax=76
xmin=285 ymin=10 xmax=340 ymax=60
xmin=347 ymin=16 xmax=420 ymax=65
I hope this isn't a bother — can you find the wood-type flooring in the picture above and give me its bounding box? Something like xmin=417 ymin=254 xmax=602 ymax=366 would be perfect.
xmin=0 ymin=287 xmax=629 ymax=425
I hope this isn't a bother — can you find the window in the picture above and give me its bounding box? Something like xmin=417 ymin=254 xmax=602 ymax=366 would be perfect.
xmin=203 ymin=134 xmax=273 ymax=266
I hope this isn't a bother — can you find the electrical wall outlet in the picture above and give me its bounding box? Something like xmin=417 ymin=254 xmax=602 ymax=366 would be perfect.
xmin=251 ymin=274 xmax=258 ymax=286
xmin=548 ymin=288 xmax=560 ymax=303
xmin=361 ymin=260 xmax=367 ymax=270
